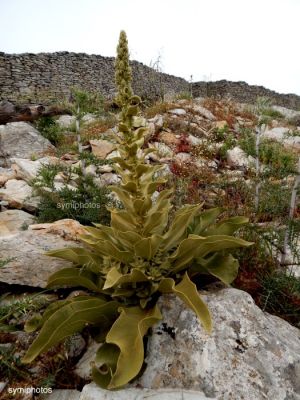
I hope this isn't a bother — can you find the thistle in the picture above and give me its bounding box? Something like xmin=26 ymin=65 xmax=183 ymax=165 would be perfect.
xmin=22 ymin=31 xmax=252 ymax=390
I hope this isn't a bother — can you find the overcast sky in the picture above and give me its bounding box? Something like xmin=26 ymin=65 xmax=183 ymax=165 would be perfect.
xmin=1 ymin=0 xmax=299 ymax=95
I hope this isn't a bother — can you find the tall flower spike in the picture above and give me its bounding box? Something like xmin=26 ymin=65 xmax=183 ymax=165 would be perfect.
xmin=115 ymin=30 xmax=133 ymax=107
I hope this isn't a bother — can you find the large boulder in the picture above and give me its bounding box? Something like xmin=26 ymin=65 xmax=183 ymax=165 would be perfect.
xmin=10 ymin=156 xmax=59 ymax=181
xmin=136 ymin=288 xmax=300 ymax=400
xmin=0 ymin=223 xmax=81 ymax=287
xmin=0 ymin=209 xmax=35 ymax=238
xmin=0 ymin=179 xmax=39 ymax=211
xmin=0 ymin=122 xmax=54 ymax=167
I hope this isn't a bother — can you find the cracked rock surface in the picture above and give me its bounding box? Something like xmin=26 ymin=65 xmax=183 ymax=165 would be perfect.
xmin=137 ymin=288 xmax=300 ymax=400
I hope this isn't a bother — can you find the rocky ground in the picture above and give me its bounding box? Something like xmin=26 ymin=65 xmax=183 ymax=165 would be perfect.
xmin=0 ymin=97 xmax=299 ymax=399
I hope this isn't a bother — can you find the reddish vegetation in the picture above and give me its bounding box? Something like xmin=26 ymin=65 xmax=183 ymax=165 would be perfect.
xmin=202 ymin=98 xmax=257 ymax=128
xmin=175 ymin=134 xmax=190 ymax=153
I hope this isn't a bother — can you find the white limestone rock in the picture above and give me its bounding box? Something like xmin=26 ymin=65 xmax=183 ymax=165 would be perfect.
xmin=57 ymin=115 xmax=76 ymax=129
xmin=227 ymin=146 xmax=255 ymax=169
xmin=0 ymin=209 xmax=35 ymax=238
xmin=0 ymin=228 xmax=80 ymax=287
xmin=80 ymin=384 xmax=212 ymax=400
xmin=137 ymin=288 xmax=300 ymax=400
xmin=0 ymin=179 xmax=39 ymax=211
xmin=0 ymin=122 xmax=54 ymax=167
xmin=10 ymin=156 xmax=58 ymax=181
xmin=168 ymin=108 xmax=187 ymax=116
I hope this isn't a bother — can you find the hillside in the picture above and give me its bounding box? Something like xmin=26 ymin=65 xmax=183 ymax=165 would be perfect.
xmin=0 ymin=91 xmax=300 ymax=399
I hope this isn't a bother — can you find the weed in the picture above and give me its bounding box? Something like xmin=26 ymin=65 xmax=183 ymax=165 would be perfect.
xmin=34 ymin=116 xmax=64 ymax=146
xmin=259 ymin=271 xmax=300 ymax=327
xmin=66 ymin=88 xmax=105 ymax=116
xmin=218 ymin=133 xmax=237 ymax=161
xmin=0 ymin=258 xmax=16 ymax=268
xmin=32 ymin=164 xmax=63 ymax=189
xmin=78 ymin=152 xmax=113 ymax=167
xmin=176 ymin=91 xmax=193 ymax=100
xmin=34 ymin=167 xmax=112 ymax=226
xmin=144 ymin=102 xmax=173 ymax=118
xmin=0 ymin=345 xmax=30 ymax=381
xmin=20 ymin=222 xmax=30 ymax=231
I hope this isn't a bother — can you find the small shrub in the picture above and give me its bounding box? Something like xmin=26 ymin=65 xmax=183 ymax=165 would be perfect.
xmin=144 ymin=102 xmax=173 ymax=118
xmin=34 ymin=169 xmax=112 ymax=226
xmin=69 ymin=88 xmax=105 ymax=116
xmin=255 ymin=181 xmax=292 ymax=221
xmin=259 ymin=271 xmax=300 ymax=327
xmin=218 ymin=133 xmax=237 ymax=161
xmin=34 ymin=116 xmax=64 ymax=146
xmin=176 ymin=91 xmax=193 ymax=100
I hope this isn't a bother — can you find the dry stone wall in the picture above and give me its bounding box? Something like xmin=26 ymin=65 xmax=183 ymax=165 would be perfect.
xmin=0 ymin=52 xmax=188 ymax=104
xmin=193 ymin=80 xmax=300 ymax=109
xmin=1 ymin=52 xmax=300 ymax=109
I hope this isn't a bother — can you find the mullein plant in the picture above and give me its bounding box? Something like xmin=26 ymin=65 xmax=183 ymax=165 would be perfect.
xmin=22 ymin=31 xmax=252 ymax=390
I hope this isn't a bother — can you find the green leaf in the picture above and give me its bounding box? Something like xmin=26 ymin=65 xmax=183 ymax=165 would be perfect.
xmin=169 ymin=235 xmax=253 ymax=273
xmin=158 ymin=273 xmax=212 ymax=333
xmin=93 ymin=305 xmax=162 ymax=389
xmin=46 ymin=248 xmax=102 ymax=272
xmin=103 ymin=268 xmax=149 ymax=290
xmin=188 ymin=207 xmax=222 ymax=235
xmin=162 ymin=204 xmax=202 ymax=252
xmin=92 ymin=343 xmax=120 ymax=389
xmin=24 ymin=315 xmax=43 ymax=333
xmin=142 ymin=211 xmax=169 ymax=236
xmin=112 ymin=230 xmax=142 ymax=251
xmin=95 ymin=241 xmax=133 ymax=263
xmin=110 ymin=186 xmax=134 ymax=212
xmin=134 ymin=234 xmax=163 ymax=259
xmin=22 ymin=297 xmax=119 ymax=364
xmin=191 ymin=253 xmax=239 ymax=284
xmin=47 ymin=268 xmax=103 ymax=292
xmin=205 ymin=216 xmax=249 ymax=236
xmin=110 ymin=210 xmax=137 ymax=232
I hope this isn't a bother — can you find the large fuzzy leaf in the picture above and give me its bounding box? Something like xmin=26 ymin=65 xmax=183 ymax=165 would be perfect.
xmin=103 ymin=267 xmax=149 ymax=290
xmin=47 ymin=268 xmax=103 ymax=292
xmin=22 ymin=297 xmax=119 ymax=364
xmin=134 ymin=234 xmax=163 ymax=259
xmin=110 ymin=209 xmax=137 ymax=232
xmin=187 ymin=207 xmax=222 ymax=236
xmin=112 ymin=230 xmax=142 ymax=251
xmin=162 ymin=204 xmax=202 ymax=252
xmin=46 ymin=248 xmax=102 ymax=273
xmin=92 ymin=343 xmax=120 ymax=389
xmin=191 ymin=253 xmax=239 ymax=284
xmin=158 ymin=273 xmax=212 ymax=333
xmin=204 ymin=216 xmax=249 ymax=236
xmin=92 ymin=305 xmax=162 ymax=389
xmin=142 ymin=210 xmax=169 ymax=236
xmin=110 ymin=186 xmax=134 ymax=212
xmin=89 ymin=240 xmax=133 ymax=263
xmin=168 ymin=235 xmax=253 ymax=273
xmin=133 ymin=197 xmax=152 ymax=215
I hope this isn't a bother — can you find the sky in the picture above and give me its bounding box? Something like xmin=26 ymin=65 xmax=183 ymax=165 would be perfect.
xmin=1 ymin=0 xmax=299 ymax=95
